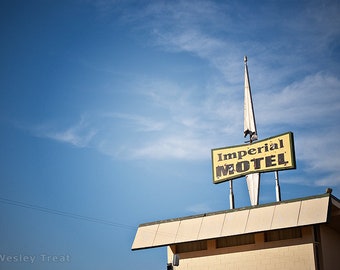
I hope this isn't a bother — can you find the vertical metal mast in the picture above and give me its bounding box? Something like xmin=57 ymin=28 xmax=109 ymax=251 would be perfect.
xmin=229 ymin=180 xmax=235 ymax=209
xmin=244 ymin=56 xmax=261 ymax=206
xmin=275 ymin=171 xmax=281 ymax=201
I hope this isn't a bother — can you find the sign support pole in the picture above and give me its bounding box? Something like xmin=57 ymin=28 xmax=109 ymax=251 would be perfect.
xmin=275 ymin=171 xmax=281 ymax=201
xmin=229 ymin=180 xmax=235 ymax=209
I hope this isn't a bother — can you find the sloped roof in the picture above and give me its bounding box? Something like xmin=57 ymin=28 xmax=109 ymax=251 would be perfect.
xmin=132 ymin=193 xmax=340 ymax=250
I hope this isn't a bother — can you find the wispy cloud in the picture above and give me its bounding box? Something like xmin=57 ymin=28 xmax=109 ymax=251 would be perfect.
xmin=32 ymin=117 xmax=97 ymax=148
xmin=124 ymin=0 xmax=340 ymax=83
xmin=30 ymin=71 xmax=340 ymax=182
xmin=132 ymin=134 xmax=210 ymax=160
xmin=257 ymin=72 xmax=340 ymax=126
xmin=255 ymin=72 xmax=340 ymax=186
xmin=103 ymin=112 xmax=165 ymax=132
xmin=26 ymin=0 xmax=340 ymax=188
xmin=28 ymin=74 xmax=240 ymax=161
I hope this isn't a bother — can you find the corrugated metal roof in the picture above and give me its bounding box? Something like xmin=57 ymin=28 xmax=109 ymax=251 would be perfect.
xmin=132 ymin=193 xmax=336 ymax=250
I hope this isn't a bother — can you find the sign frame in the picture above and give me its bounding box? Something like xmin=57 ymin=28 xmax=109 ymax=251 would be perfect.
xmin=211 ymin=132 xmax=296 ymax=184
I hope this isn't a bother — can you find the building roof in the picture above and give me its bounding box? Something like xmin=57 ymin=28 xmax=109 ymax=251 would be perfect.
xmin=132 ymin=193 xmax=340 ymax=250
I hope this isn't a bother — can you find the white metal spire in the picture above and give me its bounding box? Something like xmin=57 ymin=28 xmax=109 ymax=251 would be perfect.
xmin=244 ymin=56 xmax=260 ymax=206
xmin=244 ymin=56 xmax=258 ymax=142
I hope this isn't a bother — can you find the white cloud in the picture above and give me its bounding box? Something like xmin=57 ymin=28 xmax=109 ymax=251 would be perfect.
xmin=28 ymin=74 xmax=242 ymax=161
xmin=103 ymin=112 xmax=165 ymax=132
xmin=257 ymin=72 xmax=340 ymax=126
xmin=32 ymin=117 xmax=97 ymax=148
xmin=295 ymin=128 xmax=340 ymax=185
xmin=128 ymin=0 xmax=340 ymax=86
xmin=252 ymin=72 xmax=340 ymax=187
xmin=132 ymin=135 xmax=210 ymax=160
xmin=26 ymin=1 xmax=340 ymax=189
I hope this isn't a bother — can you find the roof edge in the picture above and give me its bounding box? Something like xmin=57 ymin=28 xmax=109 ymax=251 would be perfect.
xmin=138 ymin=193 xmax=333 ymax=228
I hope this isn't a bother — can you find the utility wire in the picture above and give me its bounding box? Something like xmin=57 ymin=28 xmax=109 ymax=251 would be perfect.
xmin=0 ymin=197 xmax=136 ymax=231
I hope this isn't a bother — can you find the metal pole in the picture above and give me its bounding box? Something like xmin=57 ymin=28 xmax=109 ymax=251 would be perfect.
xmin=229 ymin=180 xmax=235 ymax=209
xmin=275 ymin=171 xmax=281 ymax=202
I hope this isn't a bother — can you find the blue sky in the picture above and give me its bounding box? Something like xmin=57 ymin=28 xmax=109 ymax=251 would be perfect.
xmin=1 ymin=0 xmax=340 ymax=269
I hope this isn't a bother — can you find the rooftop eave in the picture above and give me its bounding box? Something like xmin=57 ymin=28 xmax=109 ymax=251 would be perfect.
xmin=132 ymin=193 xmax=335 ymax=251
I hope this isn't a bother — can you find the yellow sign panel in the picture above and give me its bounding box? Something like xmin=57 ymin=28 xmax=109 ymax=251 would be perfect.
xmin=211 ymin=132 xmax=296 ymax=184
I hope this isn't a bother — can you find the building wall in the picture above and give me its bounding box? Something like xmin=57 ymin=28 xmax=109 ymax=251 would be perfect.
xmin=320 ymin=224 xmax=340 ymax=270
xmin=168 ymin=226 xmax=317 ymax=270
xmin=169 ymin=244 xmax=315 ymax=270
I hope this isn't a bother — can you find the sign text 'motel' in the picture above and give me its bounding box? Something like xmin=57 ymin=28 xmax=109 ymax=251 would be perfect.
xmin=211 ymin=132 xmax=296 ymax=184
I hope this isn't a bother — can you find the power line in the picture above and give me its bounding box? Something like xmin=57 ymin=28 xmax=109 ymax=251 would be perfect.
xmin=0 ymin=197 xmax=193 ymax=245
xmin=0 ymin=197 xmax=176 ymax=240
xmin=0 ymin=197 xmax=136 ymax=231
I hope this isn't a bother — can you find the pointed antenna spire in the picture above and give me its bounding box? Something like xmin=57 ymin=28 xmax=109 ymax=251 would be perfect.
xmin=244 ymin=56 xmax=258 ymax=143
xmin=243 ymin=56 xmax=260 ymax=206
